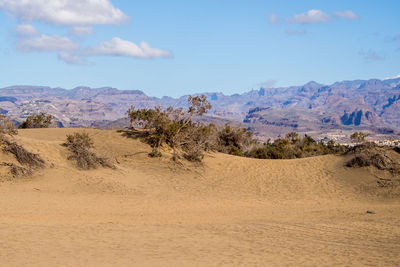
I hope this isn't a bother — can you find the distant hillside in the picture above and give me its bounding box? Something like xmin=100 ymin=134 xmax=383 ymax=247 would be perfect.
xmin=1 ymin=77 xmax=400 ymax=138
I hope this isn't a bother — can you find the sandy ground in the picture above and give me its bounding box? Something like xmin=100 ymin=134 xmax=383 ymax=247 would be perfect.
xmin=0 ymin=128 xmax=399 ymax=266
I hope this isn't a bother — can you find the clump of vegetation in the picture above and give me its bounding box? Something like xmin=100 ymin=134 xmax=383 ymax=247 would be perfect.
xmin=128 ymin=95 xmax=213 ymax=162
xmin=0 ymin=115 xmax=45 ymax=177
xmin=246 ymin=132 xmax=348 ymax=159
xmin=215 ymin=124 xmax=256 ymax=156
xmin=126 ymin=96 xmax=350 ymax=162
xmin=346 ymin=142 xmax=400 ymax=174
xmin=64 ymin=132 xmax=114 ymax=170
xmin=19 ymin=113 xmax=54 ymax=129
xmin=350 ymin=131 xmax=368 ymax=143
xmin=2 ymin=139 xmax=45 ymax=168
xmin=0 ymin=114 xmax=17 ymax=136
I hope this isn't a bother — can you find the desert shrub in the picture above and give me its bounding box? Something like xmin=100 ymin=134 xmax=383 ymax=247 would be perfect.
xmin=0 ymin=114 xmax=17 ymax=136
xmin=247 ymin=132 xmax=348 ymax=159
xmin=19 ymin=113 xmax=53 ymax=129
xmin=0 ymin=116 xmax=44 ymax=177
xmin=64 ymin=132 xmax=114 ymax=170
xmin=346 ymin=154 xmax=383 ymax=168
xmin=2 ymin=139 xmax=45 ymax=167
xmin=216 ymin=125 xmax=256 ymax=156
xmin=127 ymin=95 xmax=213 ymax=162
xmin=346 ymin=143 xmax=400 ymax=174
xmin=350 ymin=131 xmax=368 ymax=143
xmin=0 ymin=162 xmax=32 ymax=177
xmin=127 ymin=102 xmax=350 ymax=161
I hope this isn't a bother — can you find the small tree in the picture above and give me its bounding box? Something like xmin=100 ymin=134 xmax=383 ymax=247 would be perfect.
xmin=350 ymin=132 xmax=368 ymax=143
xmin=127 ymin=95 xmax=212 ymax=161
xmin=19 ymin=113 xmax=53 ymax=128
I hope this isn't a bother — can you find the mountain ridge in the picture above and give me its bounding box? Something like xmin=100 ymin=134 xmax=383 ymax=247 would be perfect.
xmin=1 ymin=77 xmax=400 ymax=139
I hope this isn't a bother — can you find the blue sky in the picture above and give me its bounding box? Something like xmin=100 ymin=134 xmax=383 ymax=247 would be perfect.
xmin=0 ymin=0 xmax=399 ymax=97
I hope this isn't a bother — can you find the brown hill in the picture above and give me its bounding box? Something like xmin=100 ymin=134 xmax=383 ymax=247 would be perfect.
xmin=0 ymin=128 xmax=399 ymax=266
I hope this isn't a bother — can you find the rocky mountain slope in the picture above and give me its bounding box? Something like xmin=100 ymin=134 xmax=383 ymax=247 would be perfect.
xmin=1 ymin=78 xmax=399 ymax=137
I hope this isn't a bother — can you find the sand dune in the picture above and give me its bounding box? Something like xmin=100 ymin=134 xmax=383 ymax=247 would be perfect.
xmin=0 ymin=128 xmax=399 ymax=266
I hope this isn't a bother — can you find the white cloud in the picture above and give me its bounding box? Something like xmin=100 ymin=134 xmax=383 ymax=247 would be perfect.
xmin=16 ymin=34 xmax=79 ymax=52
xmin=88 ymin=37 xmax=173 ymax=59
xmin=384 ymin=74 xmax=400 ymax=80
xmin=334 ymin=10 xmax=359 ymax=20
xmin=15 ymin=34 xmax=172 ymax=63
xmin=289 ymin=9 xmax=330 ymax=24
xmin=0 ymin=0 xmax=129 ymax=26
xmin=2 ymin=1 xmax=173 ymax=64
xmin=69 ymin=26 xmax=94 ymax=36
xmin=58 ymin=51 xmax=82 ymax=64
xmin=285 ymin=28 xmax=307 ymax=36
xmin=268 ymin=13 xmax=279 ymax=24
xmin=15 ymin=24 xmax=38 ymax=36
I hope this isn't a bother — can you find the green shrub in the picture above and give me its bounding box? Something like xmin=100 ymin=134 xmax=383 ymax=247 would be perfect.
xmin=350 ymin=131 xmax=368 ymax=143
xmin=216 ymin=125 xmax=256 ymax=156
xmin=19 ymin=113 xmax=53 ymax=129
xmin=247 ymin=132 xmax=348 ymax=159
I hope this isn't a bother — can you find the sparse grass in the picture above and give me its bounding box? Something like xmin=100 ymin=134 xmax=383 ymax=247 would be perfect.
xmin=64 ymin=132 xmax=115 ymax=170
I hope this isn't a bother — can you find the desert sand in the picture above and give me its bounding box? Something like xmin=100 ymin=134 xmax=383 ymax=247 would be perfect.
xmin=0 ymin=128 xmax=399 ymax=266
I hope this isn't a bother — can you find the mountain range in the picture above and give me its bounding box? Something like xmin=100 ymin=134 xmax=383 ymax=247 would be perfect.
xmin=1 ymin=77 xmax=400 ymax=140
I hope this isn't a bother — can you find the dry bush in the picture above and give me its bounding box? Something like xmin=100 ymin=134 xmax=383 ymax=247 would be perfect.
xmin=0 ymin=162 xmax=32 ymax=177
xmin=2 ymin=139 xmax=44 ymax=167
xmin=0 ymin=114 xmax=17 ymax=136
xmin=19 ymin=113 xmax=53 ymax=129
xmin=64 ymin=132 xmax=114 ymax=170
xmin=350 ymin=131 xmax=368 ymax=143
xmin=247 ymin=132 xmax=348 ymax=159
xmin=128 ymin=95 xmax=213 ymax=162
xmin=346 ymin=143 xmax=400 ymax=174
xmin=216 ymin=124 xmax=256 ymax=156
xmin=346 ymin=154 xmax=387 ymax=169
xmin=1 ymin=136 xmax=45 ymax=177
xmin=178 ymin=123 xmax=216 ymax=161
xmin=0 ymin=115 xmax=38 ymax=177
